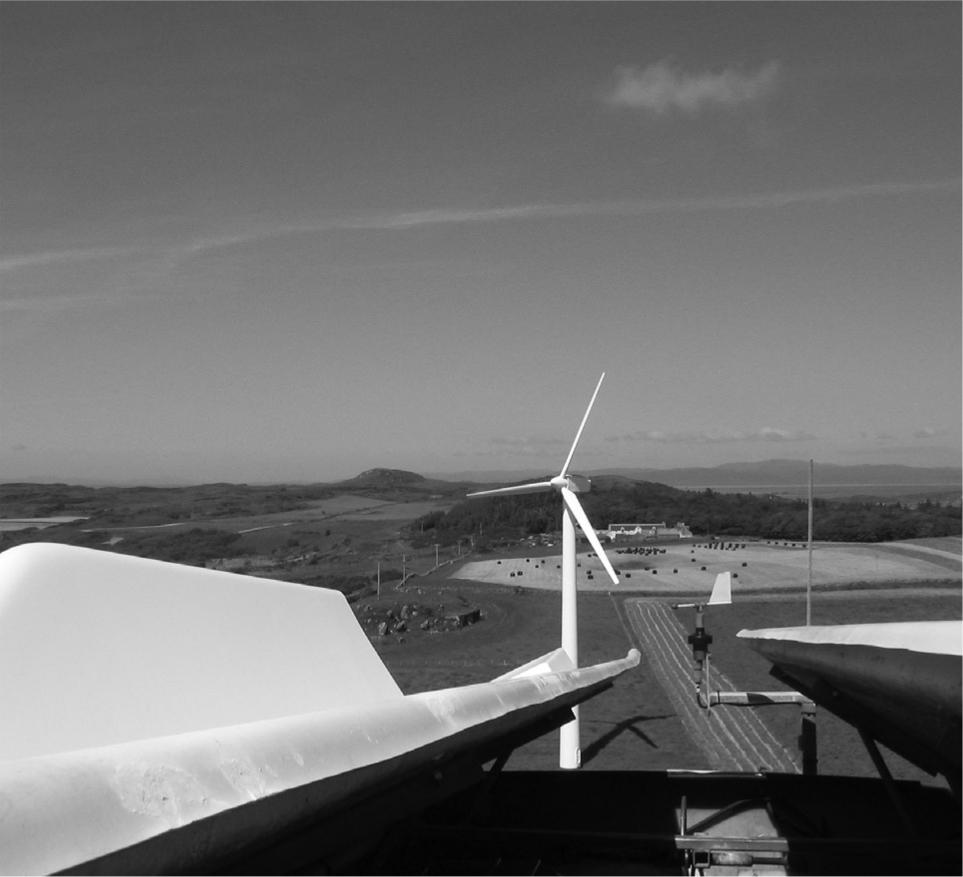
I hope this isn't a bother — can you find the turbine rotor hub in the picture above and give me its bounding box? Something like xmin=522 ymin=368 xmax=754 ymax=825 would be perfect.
xmin=551 ymin=474 xmax=592 ymax=493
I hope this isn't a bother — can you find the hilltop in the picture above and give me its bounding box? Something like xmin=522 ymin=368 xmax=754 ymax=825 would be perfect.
xmin=342 ymin=468 xmax=426 ymax=487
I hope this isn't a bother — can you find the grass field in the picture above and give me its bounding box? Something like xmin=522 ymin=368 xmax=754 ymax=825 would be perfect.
xmin=7 ymin=483 xmax=958 ymax=788
xmin=365 ymin=536 xmax=961 ymax=788
xmin=70 ymin=493 xmax=456 ymax=582
xmin=453 ymin=538 xmax=961 ymax=594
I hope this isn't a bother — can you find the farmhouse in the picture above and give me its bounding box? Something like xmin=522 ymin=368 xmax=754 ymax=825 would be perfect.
xmin=605 ymin=521 xmax=693 ymax=541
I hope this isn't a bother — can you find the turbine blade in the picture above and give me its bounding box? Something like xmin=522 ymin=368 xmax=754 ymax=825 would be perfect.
xmin=559 ymin=372 xmax=605 ymax=477
xmin=467 ymin=481 xmax=554 ymax=498
xmin=561 ymin=487 xmax=619 ymax=585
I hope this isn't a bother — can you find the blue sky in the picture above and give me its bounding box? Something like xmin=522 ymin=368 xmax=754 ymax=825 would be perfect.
xmin=1 ymin=2 xmax=960 ymax=484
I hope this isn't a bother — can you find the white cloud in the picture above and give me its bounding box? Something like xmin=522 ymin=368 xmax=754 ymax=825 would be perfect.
xmin=609 ymin=427 xmax=817 ymax=444
xmin=756 ymin=427 xmax=818 ymax=442
xmin=605 ymin=59 xmax=780 ymax=114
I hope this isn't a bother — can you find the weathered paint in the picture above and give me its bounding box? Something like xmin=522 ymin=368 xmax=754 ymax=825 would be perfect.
xmin=0 ymin=543 xmax=641 ymax=874
xmin=0 ymin=651 xmax=640 ymax=874
xmin=738 ymin=620 xmax=961 ymax=778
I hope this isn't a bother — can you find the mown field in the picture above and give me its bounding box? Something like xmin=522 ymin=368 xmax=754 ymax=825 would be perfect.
xmin=3 ymin=480 xmax=958 ymax=789
xmin=454 ymin=538 xmax=961 ymax=594
xmin=367 ymin=539 xmax=960 ymax=788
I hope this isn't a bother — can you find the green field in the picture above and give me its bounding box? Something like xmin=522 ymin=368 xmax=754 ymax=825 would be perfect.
xmin=3 ymin=480 xmax=959 ymax=789
xmin=367 ymin=542 xmax=960 ymax=787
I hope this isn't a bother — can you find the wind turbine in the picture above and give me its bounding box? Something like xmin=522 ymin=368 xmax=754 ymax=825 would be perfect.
xmin=468 ymin=372 xmax=619 ymax=769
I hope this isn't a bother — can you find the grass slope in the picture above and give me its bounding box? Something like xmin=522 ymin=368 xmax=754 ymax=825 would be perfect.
xmin=368 ymin=558 xmax=960 ymax=785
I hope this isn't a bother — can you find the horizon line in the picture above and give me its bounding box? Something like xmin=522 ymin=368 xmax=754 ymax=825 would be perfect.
xmin=2 ymin=459 xmax=960 ymax=490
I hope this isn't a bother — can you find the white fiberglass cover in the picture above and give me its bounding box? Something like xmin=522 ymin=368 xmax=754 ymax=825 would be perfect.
xmin=0 ymin=543 xmax=401 ymax=760
xmin=737 ymin=620 xmax=962 ymax=657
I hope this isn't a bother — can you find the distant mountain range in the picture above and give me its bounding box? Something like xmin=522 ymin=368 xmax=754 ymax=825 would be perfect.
xmin=431 ymin=459 xmax=962 ymax=491
xmin=594 ymin=460 xmax=962 ymax=488
xmin=4 ymin=460 xmax=959 ymax=496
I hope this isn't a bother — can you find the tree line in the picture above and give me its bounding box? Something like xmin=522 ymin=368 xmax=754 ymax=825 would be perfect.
xmin=408 ymin=481 xmax=961 ymax=547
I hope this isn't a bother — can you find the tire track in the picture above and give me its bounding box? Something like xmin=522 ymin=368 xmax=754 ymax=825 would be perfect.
xmin=625 ymin=598 xmax=798 ymax=773
xmin=639 ymin=601 xmax=798 ymax=772
xmin=646 ymin=602 xmax=798 ymax=772
xmin=639 ymin=602 xmax=777 ymax=771
xmin=625 ymin=601 xmax=747 ymax=770
xmin=701 ymin=653 xmax=800 ymax=773
xmin=638 ymin=603 xmax=755 ymax=770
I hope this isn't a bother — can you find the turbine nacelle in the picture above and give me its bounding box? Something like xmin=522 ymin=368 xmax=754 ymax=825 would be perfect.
xmin=467 ymin=373 xmax=617 ymax=586
xmin=550 ymin=473 xmax=592 ymax=494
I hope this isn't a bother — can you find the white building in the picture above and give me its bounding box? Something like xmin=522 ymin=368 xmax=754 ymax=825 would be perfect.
xmin=605 ymin=521 xmax=692 ymax=541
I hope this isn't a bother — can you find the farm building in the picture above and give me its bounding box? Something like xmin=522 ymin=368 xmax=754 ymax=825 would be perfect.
xmin=605 ymin=522 xmax=693 ymax=541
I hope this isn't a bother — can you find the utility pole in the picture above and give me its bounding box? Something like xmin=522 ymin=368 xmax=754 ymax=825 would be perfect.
xmin=434 ymin=543 xmax=439 ymax=568
xmin=807 ymin=459 xmax=814 ymax=626
xmin=377 ymin=560 xmax=381 ymax=599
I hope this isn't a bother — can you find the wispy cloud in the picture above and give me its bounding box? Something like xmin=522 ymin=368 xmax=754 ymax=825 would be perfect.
xmin=608 ymin=427 xmax=818 ymax=445
xmin=168 ymin=177 xmax=960 ymax=260
xmin=340 ymin=180 xmax=958 ymax=231
xmin=4 ymin=177 xmax=956 ymax=280
xmin=0 ymin=246 xmax=135 ymax=275
xmin=605 ymin=60 xmax=780 ymax=114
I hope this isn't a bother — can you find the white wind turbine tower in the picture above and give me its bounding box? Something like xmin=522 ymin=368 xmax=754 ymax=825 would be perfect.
xmin=468 ymin=372 xmax=619 ymax=769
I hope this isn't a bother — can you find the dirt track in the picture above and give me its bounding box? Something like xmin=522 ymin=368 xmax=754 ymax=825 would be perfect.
xmin=624 ymin=600 xmax=800 ymax=772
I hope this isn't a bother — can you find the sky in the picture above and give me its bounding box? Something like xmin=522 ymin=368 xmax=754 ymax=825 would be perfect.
xmin=1 ymin=2 xmax=960 ymax=485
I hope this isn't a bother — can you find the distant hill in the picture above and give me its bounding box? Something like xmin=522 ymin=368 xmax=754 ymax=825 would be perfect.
xmin=429 ymin=460 xmax=961 ymax=502
xmin=4 ymin=461 xmax=957 ymax=513
xmin=339 ymin=468 xmax=426 ymax=487
xmin=593 ymin=460 xmax=962 ymax=489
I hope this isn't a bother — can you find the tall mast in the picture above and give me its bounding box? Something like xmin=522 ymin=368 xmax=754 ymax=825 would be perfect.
xmin=807 ymin=459 xmax=814 ymax=626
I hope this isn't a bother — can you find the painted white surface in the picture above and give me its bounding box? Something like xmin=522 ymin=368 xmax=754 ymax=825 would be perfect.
xmin=494 ymin=647 xmax=575 ymax=680
xmin=738 ymin=620 xmax=962 ymax=656
xmin=0 ymin=648 xmax=641 ymax=874
xmin=0 ymin=543 xmax=401 ymax=760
